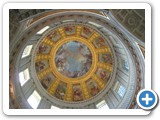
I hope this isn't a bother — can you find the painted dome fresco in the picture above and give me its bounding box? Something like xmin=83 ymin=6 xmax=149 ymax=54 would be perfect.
xmin=34 ymin=24 xmax=114 ymax=102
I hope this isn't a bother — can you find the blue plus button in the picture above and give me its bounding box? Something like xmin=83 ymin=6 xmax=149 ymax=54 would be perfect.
xmin=137 ymin=89 xmax=158 ymax=110
xmin=139 ymin=91 xmax=155 ymax=107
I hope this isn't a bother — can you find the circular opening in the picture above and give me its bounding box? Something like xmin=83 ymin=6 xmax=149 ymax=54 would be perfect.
xmin=55 ymin=41 xmax=92 ymax=78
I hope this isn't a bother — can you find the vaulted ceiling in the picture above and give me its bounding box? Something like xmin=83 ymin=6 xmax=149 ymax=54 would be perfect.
xmin=9 ymin=9 xmax=145 ymax=109
xmin=110 ymin=9 xmax=145 ymax=42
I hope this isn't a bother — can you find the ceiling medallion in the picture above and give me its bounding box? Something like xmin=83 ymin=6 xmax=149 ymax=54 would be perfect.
xmin=55 ymin=41 xmax=92 ymax=78
xmin=35 ymin=24 xmax=114 ymax=102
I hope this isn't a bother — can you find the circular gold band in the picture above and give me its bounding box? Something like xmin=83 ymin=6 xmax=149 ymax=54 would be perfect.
xmin=49 ymin=36 xmax=98 ymax=84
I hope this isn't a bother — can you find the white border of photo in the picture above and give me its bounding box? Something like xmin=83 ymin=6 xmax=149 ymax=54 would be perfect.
xmin=3 ymin=2 xmax=151 ymax=115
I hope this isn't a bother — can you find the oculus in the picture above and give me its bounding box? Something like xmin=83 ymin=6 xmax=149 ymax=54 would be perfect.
xmin=55 ymin=41 xmax=92 ymax=78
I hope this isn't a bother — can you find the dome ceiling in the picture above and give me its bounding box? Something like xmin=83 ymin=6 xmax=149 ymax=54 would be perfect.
xmin=9 ymin=9 xmax=145 ymax=109
xmin=34 ymin=24 xmax=114 ymax=102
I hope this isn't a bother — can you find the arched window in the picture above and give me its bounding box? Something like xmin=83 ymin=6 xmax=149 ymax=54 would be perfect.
xmin=96 ymin=100 xmax=109 ymax=109
xmin=117 ymin=85 xmax=126 ymax=97
xmin=37 ymin=26 xmax=50 ymax=34
xmin=113 ymin=81 xmax=126 ymax=98
xmin=27 ymin=90 xmax=41 ymax=109
xmin=50 ymin=105 xmax=60 ymax=109
xmin=21 ymin=45 xmax=33 ymax=58
xmin=19 ymin=68 xmax=30 ymax=86
xmin=123 ymin=60 xmax=129 ymax=71
xmin=88 ymin=21 xmax=102 ymax=28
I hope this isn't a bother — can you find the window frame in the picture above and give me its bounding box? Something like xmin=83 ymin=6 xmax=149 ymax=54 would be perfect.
xmin=36 ymin=26 xmax=50 ymax=35
xmin=19 ymin=68 xmax=30 ymax=86
xmin=21 ymin=45 xmax=33 ymax=58
xmin=27 ymin=90 xmax=41 ymax=109
xmin=96 ymin=100 xmax=109 ymax=109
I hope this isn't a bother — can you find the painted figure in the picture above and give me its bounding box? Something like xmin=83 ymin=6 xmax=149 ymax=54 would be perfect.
xmin=38 ymin=44 xmax=48 ymax=54
xmin=97 ymin=37 xmax=106 ymax=47
xmin=73 ymin=86 xmax=83 ymax=101
xmin=47 ymin=33 xmax=52 ymax=39
xmin=88 ymin=81 xmax=99 ymax=96
xmin=47 ymin=31 xmax=60 ymax=42
xmin=65 ymin=26 xmax=73 ymax=32
xmin=100 ymin=70 xmax=108 ymax=79
xmin=101 ymin=54 xmax=113 ymax=65
xmin=52 ymin=31 xmax=58 ymax=38
xmin=64 ymin=26 xmax=75 ymax=35
xmin=83 ymin=27 xmax=92 ymax=35
xmin=55 ymin=41 xmax=92 ymax=78
xmin=81 ymin=27 xmax=93 ymax=38
xmin=94 ymin=37 xmax=106 ymax=48
xmin=96 ymin=68 xmax=109 ymax=80
xmin=35 ymin=61 xmax=46 ymax=72
xmin=41 ymin=77 xmax=51 ymax=89
xmin=55 ymin=83 xmax=66 ymax=100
